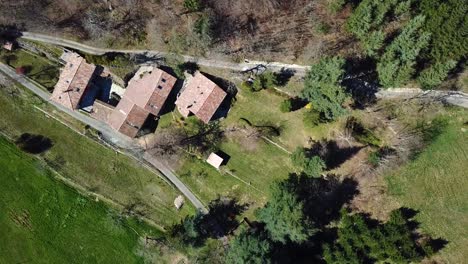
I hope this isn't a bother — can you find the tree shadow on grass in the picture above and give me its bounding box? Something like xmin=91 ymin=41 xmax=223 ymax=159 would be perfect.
xmin=16 ymin=133 xmax=53 ymax=154
xmin=307 ymin=140 xmax=364 ymax=170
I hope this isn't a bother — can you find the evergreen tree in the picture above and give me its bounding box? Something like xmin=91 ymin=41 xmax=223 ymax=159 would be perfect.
xmin=419 ymin=0 xmax=468 ymax=63
xmin=377 ymin=15 xmax=431 ymax=87
xmin=291 ymin=147 xmax=326 ymax=178
xmin=225 ymin=229 xmax=272 ymax=264
xmin=301 ymin=57 xmax=348 ymax=121
xmin=323 ymin=209 xmax=431 ymax=263
xmin=418 ymin=60 xmax=457 ymax=89
xmin=169 ymin=212 xmax=205 ymax=247
xmin=256 ymin=179 xmax=314 ymax=244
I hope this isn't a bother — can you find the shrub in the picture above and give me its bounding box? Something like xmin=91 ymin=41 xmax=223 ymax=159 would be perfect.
xmin=291 ymin=147 xmax=326 ymax=177
xmin=346 ymin=117 xmax=382 ymax=147
xmin=367 ymin=151 xmax=381 ymax=167
xmin=251 ymin=71 xmax=277 ymax=92
xmin=303 ymin=110 xmax=322 ymax=128
xmin=279 ymin=99 xmax=293 ymax=113
xmin=328 ymin=0 xmax=346 ymax=14
xmin=184 ymin=0 xmax=201 ymax=12
xmin=315 ymin=22 xmax=331 ymax=34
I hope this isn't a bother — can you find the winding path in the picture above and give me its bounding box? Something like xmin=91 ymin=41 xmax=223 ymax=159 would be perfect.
xmin=20 ymin=32 xmax=310 ymax=76
xmin=0 ymin=62 xmax=208 ymax=213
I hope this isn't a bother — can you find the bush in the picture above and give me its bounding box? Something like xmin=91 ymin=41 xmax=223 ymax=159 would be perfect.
xmin=315 ymin=22 xmax=331 ymax=34
xmin=346 ymin=117 xmax=382 ymax=147
xmin=251 ymin=71 xmax=277 ymax=92
xmin=184 ymin=0 xmax=201 ymax=12
xmin=328 ymin=0 xmax=346 ymax=14
xmin=367 ymin=151 xmax=381 ymax=167
xmin=279 ymin=99 xmax=293 ymax=113
xmin=303 ymin=110 xmax=322 ymax=128
xmin=291 ymin=147 xmax=326 ymax=177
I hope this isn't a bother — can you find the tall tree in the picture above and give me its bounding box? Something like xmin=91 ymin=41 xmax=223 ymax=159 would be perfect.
xmin=323 ymin=209 xmax=434 ymax=263
xmin=418 ymin=60 xmax=457 ymax=89
xmin=256 ymin=178 xmax=314 ymax=244
xmin=291 ymin=147 xmax=326 ymax=178
xmin=377 ymin=15 xmax=431 ymax=87
xmin=301 ymin=57 xmax=348 ymax=121
xmin=225 ymin=229 xmax=272 ymax=264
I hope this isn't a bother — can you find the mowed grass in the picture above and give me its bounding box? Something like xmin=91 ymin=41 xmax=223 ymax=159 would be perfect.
xmin=0 ymin=80 xmax=192 ymax=227
xmin=0 ymin=137 xmax=162 ymax=263
xmin=0 ymin=48 xmax=59 ymax=91
xmin=175 ymin=84 xmax=342 ymax=212
xmin=386 ymin=110 xmax=468 ymax=263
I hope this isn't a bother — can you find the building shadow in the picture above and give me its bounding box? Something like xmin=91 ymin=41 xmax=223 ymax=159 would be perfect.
xmin=80 ymin=66 xmax=112 ymax=108
xmin=215 ymin=150 xmax=231 ymax=165
xmin=137 ymin=114 xmax=159 ymax=137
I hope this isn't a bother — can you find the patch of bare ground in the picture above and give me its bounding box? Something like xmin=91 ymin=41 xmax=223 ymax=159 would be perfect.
xmin=333 ymin=100 xmax=443 ymax=221
xmin=137 ymin=236 xmax=188 ymax=264
xmin=224 ymin=125 xmax=261 ymax=152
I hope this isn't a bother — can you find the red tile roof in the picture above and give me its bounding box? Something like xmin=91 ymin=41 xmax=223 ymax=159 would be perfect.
xmin=51 ymin=52 xmax=96 ymax=110
xmin=106 ymin=67 xmax=177 ymax=138
xmin=176 ymin=72 xmax=227 ymax=123
xmin=123 ymin=68 xmax=177 ymax=116
xmin=108 ymin=97 xmax=149 ymax=138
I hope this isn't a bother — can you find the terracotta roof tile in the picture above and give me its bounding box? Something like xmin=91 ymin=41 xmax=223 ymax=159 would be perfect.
xmin=51 ymin=52 xmax=96 ymax=110
xmin=175 ymin=72 xmax=227 ymax=123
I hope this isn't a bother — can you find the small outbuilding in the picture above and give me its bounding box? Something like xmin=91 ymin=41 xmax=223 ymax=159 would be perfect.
xmin=206 ymin=152 xmax=224 ymax=169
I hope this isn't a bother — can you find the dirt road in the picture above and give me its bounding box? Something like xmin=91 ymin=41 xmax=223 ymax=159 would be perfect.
xmin=21 ymin=32 xmax=310 ymax=76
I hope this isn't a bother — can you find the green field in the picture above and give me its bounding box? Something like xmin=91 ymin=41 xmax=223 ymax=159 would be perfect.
xmin=386 ymin=109 xmax=468 ymax=263
xmin=0 ymin=48 xmax=59 ymax=91
xmin=0 ymin=137 xmax=163 ymax=263
xmin=0 ymin=76 xmax=193 ymax=228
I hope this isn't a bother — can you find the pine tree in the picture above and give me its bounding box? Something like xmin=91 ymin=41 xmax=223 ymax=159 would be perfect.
xmin=225 ymin=229 xmax=272 ymax=264
xmin=418 ymin=60 xmax=457 ymax=89
xmin=377 ymin=15 xmax=431 ymax=87
xmin=256 ymin=179 xmax=314 ymax=244
xmin=301 ymin=57 xmax=348 ymax=121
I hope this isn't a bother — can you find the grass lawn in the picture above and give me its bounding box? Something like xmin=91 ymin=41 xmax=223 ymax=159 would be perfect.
xmin=0 ymin=48 xmax=59 ymax=91
xmin=0 ymin=136 xmax=163 ymax=263
xmin=174 ymin=82 xmax=344 ymax=213
xmin=386 ymin=109 xmax=468 ymax=263
xmin=0 ymin=77 xmax=193 ymax=228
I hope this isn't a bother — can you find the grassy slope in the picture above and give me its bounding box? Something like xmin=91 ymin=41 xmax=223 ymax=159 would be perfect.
xmin=386 ymin=111 xmax=468 ymax=263
xmin=0 ymin=49 xmax=59 ymax=91
xmin=0 ymin=137 xmax=161 ymax=263
xmin=0 ymin=79 xmax=192 ymax=227
xmin=175 ymin=85 xmax=343 ymax=213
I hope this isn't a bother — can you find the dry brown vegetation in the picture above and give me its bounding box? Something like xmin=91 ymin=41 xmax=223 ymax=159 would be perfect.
xmin=0 ymin=0 xmax=358 ymax=63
